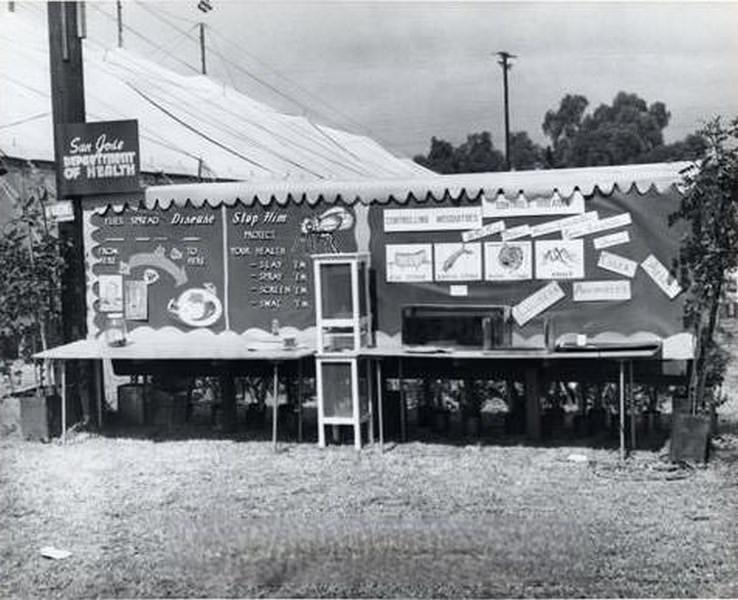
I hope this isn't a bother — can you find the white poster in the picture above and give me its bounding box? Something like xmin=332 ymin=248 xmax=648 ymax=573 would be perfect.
xmin=483 ymin=189 xmax=585 ymax=218
xmin=535 ymin=239 xmax=585 ymax=279
xmin=501 ymin=224 xmax=531 ymax=241
xmin=384 ymin=206 xmax=482 ymax=232
xmin=386 ymin=244 xmax=433 ymax=282
xmin=597 ymin=251 xmax=638 ymax=278
xmin=594 ymin=230 xmax=630 ymax=250
xmin=461 ymin=219 xmax=505 ymax=243
xmin=530 ymin=211 xmax=599 ymax=238
xmin=641 ymin=254 xmax=682 ymax=299
xmin=512 ymin=281 xmax=565 ymax=326
xmin=562 ymin=212 xmax=632 ymax=238
xmin=98 ymin=274 xmax=123 ymax=312
xmin=485 ymin=241 xmax=533 ymax=281
xmin=434 ymin=243 xmax=482 ymax=281
xmin=573 ymin=280 xmax=632 ymax=302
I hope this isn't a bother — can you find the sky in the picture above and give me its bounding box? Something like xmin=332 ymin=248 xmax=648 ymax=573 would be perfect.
xmin=84 ymin=1 xmax=738 ymax=158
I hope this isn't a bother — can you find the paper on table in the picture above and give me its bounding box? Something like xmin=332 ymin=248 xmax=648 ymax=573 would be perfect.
xmin=512 ymin=281 xmax=565 ymax=326
xmin=641 ymin=254 xmax=682 ymax=299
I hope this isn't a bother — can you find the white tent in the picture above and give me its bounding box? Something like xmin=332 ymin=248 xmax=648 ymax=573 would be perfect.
xmin=0 ymin=3 xmax=432 ymax=181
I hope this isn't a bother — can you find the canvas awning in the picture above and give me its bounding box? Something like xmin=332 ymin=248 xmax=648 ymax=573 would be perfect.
xmin=143 ymin=162 xmax=692 ymax=209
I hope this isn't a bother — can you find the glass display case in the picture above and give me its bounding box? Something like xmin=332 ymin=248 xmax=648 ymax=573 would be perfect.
xmin=312 ymin=253 xmax=374 ymax=448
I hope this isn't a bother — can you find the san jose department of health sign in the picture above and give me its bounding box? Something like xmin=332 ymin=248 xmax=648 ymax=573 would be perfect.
xmin=57 ymin=119 xmax=141 ymax=196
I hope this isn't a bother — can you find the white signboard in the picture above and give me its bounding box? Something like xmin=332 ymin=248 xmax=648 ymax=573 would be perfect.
xmin=461 ymin=220 xmax=505 ymax=242
xmin=573 ymin=280 xmax=632 ymax=302
xmin=512 ymin=281 xmax=565 ymax=326
xmin=530 ymin=211 xmax=599 ymax=238
xmin=386 ymin=244 xmax=433 ymax=282
xmin=485 ymin=242 xmax=533 ymax=281
xmin=483 ymin=189 xmax=585 ymax=218
xmin=434 ymin=243 xmax=482 ymax=281
xmin=641 ymin=254 xmax=682 ymax=299
xmin=597 ymin=251 xmax=638 ymax=278
xmin=501 ymin=224 xmax=531 ymax=241
xmin=562 ymin=212 xmax=632 ymax=239
xmin=593 ymin=230 xmax=630 ymax=250
xmin=449 ymin=285 xmax=468 ymax=297
xmin=384 ymin=206 xmax=482 ymax=232
xmin=44 ymin=200 xmax=75 ymax=223
xmin=535 ymin=239 xmax=585 ymax=280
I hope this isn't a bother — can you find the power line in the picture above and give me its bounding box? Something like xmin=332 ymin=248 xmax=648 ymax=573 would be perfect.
xmin=90 ymin=4 xmax=200 ymax=75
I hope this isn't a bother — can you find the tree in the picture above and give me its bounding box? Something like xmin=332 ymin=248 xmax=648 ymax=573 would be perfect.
xmin=542 ymin=91 xmax=705 ymax=168
xmin=0 ymin=177 xmax=64 ymax=387
xmin=669 ymin=117 xmax=738 ymax=414
xmin=414 ymin=130 xmax=543 ymax=174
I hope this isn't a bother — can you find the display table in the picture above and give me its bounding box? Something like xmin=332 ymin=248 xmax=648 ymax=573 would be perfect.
xmin=359 ymin=343 xmax=661 ymax=458
xmin=34 ymin=338 xmax=315 ymax=448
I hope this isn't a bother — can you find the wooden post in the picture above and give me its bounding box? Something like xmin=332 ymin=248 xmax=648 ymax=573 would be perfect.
xmin=619 ymin=361 xmax=626 ymax=460
xmin=376 ymin=359 xmax=384 ymax=453
xmin=629 ymin=360 xmax=636 ymax=452
xmin=316 ymin=360 xmax=325 ymax=448
xmin=272 ymin=362 xmax=279 ymax=451
xmin=399 ymin=357 xmax=407 ymax=442
xmin=93 ymin=359 xmax=102 ymax=429
xmin=366 ymin=359 xmax=375 ymax=444
xmin=60 ymin=361 xmax=66 ymax=445
xmin=524 ymin=366 xmax=541 ymax=441
xmin=351 ymin=359 xmax=361 ymax=450
xmin=297 ymin=357 xmax=303 ymax=443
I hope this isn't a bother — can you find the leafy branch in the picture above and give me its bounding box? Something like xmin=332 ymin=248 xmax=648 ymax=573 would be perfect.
xmin=669 ymin=117 xmax=738 ymax=414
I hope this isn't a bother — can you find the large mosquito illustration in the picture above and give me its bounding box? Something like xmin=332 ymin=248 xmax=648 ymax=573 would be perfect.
xmin=293 ymin=206 xmax=355 ymax=253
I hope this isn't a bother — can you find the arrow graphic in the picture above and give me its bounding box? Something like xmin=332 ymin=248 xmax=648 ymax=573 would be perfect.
xmin=128 ymin=251 xmax=188 ymax=287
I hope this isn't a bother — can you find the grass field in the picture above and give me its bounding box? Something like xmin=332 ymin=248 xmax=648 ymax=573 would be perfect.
xmin=2 ymin=432 xmax=737 ymax=598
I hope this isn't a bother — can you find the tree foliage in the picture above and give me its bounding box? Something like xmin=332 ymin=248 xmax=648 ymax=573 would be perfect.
xmin=542 ymin=91 xmax=706 ymax=167
xmin=669 ymin=117 xmax=738 ymax=413
xmin=0 ymin=180 xmax=65 ymax=365
xmin=414 ymin=130 xmax=543 ymax=174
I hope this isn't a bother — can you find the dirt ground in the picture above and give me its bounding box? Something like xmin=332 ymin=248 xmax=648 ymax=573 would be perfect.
xmin=2 ymin=316 xmax=737 ymax=598
xmin=1 ymin=429 xmax=737 ymax=598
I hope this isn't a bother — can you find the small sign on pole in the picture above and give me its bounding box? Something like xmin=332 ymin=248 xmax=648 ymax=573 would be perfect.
xmin=44 ymin=200 xmax=74 ymax=223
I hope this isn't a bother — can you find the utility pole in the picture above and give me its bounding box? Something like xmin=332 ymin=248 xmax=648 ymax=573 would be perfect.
xmin=496 ymin=51 xmax=516 ymax=171
xmin=48 ymin=1 xmax=89 ymax=422
xmin=199 ymin=22 xmax=206 ymax=75
xmin=116 ymin=0 xmax=123 ymax=48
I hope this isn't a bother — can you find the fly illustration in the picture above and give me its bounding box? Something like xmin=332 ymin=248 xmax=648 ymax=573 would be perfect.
xmin=293 ymin=206 xmax=354 ymax=253
xmin=442 ymin=244 xmax=473 ymax=273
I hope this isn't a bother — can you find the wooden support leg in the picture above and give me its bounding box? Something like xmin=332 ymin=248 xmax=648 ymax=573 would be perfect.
xmin=367 ymin=360 xmax=375 ymax=444
xmin=272 ymin=362 xmax=279 ymax=452
xmin=629 ymin=360 xmax=636 ymax=452
xmin=619 ymin=361 xmax=626 ymax=461
xmin=93 ymin=360 xmax=103 ymax=430
xmin=60 ymin=361 xmax=66 ymax=445
xmin=399 ymin=358 xmax=407 ymax=443
xmin=297 ymin=358 xmax=304 ymax=444
xmin=377 ymin=360 xmax=384 ymax=453
xmin=316 ymin=360 xmax=326 ymax=448
xmin=524 ymin=366 xmax=541 ymax=441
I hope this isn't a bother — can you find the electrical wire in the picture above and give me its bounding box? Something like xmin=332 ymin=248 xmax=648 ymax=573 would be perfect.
xmin=0 ymin=113 xmax=51 ymax=130
xmin=90 ymin=4 xmax=200 ymax=75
